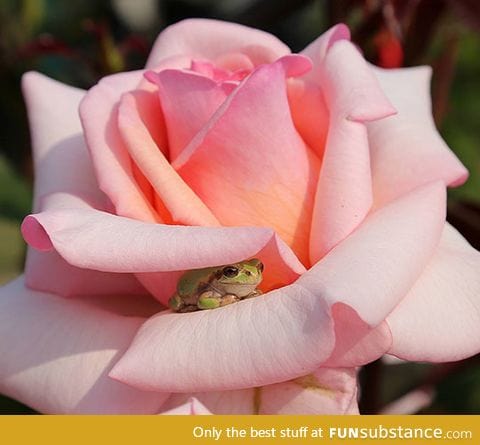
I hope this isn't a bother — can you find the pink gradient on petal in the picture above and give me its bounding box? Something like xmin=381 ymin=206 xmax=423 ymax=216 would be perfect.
xmin=21 ymin=207 xmax=305 ymax=302
xmin=0 ymin=277 xmax=167 ymax=414
xmin=302 ymin=23 xmax=351 ymax=68
xmin=323 ymin=304 xmax=392 ymax=367
xmin=21 ymin=72 xmax=147 ymax=296
xmin=109 ymin=285 xmax=335 ymax=392
xmin=79 ymin=70 xmax=159 ymax=222
xmin=387 ymin=223 xmax=480 ymax=362
xmin=21 ymin=215 xmax=52 ymax=251
xmin=369 ymin=66 xmax=468 ymax=208
xmin=175 ymin=56 xmax=319 ymax=265
xmin=146 ymin=19 xmax=290 ymax=69
xmin=302 ymin=182 xmax=446 ymax=327
xmin=309 ymin=40 xmax=396 ymax=263
xmin=147 ymin=69 xmax=231 ymax=163
xmin=287 ymin=78 xmax=329 ymax=159
xmin=117 ymin=90 xmax=219 ymax=226
xmin=24 ymin=249 xmax=148 ymax=299
xmin=161 ymin=368 xmax=358 ymax=414
xmin=260 ymin=368 xmax=358 ymax=414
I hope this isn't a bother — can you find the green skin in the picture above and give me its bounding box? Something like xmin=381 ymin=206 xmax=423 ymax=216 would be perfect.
xmin=168 ymin=258 xmax=264 ymax=312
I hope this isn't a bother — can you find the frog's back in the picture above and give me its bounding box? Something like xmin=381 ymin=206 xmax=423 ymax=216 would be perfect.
xmin=177 ymin=266 xmax=219 ymax=297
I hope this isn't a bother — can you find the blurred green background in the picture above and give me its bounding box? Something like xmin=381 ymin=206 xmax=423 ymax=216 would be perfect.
xmin=0 ymin=0 xmax=479 ymax=414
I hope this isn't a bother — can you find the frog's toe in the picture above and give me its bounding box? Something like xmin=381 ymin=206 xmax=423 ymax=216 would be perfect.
xmin=220 ymin=294 xmax=239 ymax=306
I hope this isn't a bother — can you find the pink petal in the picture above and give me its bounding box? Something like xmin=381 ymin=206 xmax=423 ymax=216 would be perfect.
xmin=146 ymin=19 xmax=290 ymax=69
xmin=287 ymin=78 xmax=329 ymax=159
xmin=25 ymin=249 xmax=147 ymax=298
xmin=146 ymin=69 xmax=231 ymax=163
xmin=387 ymin=223 xmax=480 ymax=362
xmin=22 ymin=72 xmax=144 ymax=297
xmin=79 ymin=70 xmax=159 ymax=222
xmin=369 ymin=66 xmax=468 ymax=208
xmin=323 ymin=304 xmax=392 ymax=367
xmin=175 ymin=56 xmax=319 ymax=265
xmin=309 ymin=40 xmax=397 ymax=263
xmin=160 ymin=398 xmax=211 ymax=415
xmin=21 ymin=207 xmax=305 ymax=303
xmin=301 ymin=23 xmax=351 ymax=70
xmin=161 ymin=368 xmax=358 ymax=414
xmin=22 ymin=71 xmax=108 ymax=213
xmin=0 ymin=277 xmax=168 ymax=414
xmin=108 ymin=182 xmax=446 ymax=392
xmin=259 ymin=368 xmax=358 ymax=414
xmin=117 ymin=90 xmax=219 ymax=226
xmin=302 ymin=182 xmax=446 ymax=326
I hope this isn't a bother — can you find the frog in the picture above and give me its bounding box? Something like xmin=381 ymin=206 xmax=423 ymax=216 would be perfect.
xmin=168 ymin=258 xmax=264 ymax=312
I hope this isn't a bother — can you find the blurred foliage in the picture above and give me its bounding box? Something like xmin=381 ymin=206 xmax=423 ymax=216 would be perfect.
xmin=0 ymin=0 xmax=479 ymax=414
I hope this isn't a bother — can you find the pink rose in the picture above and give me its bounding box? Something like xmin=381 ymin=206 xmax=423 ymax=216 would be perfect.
xmin=1 ymin=19 xmax=479 ymax=414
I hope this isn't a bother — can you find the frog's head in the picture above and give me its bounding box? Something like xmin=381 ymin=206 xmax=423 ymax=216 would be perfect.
xmin=212 ymin=258 xmax=264 ymax=297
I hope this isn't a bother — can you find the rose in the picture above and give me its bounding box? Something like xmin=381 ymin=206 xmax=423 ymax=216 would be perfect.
xmin=1 ymin=19 xmax=479 ymax=415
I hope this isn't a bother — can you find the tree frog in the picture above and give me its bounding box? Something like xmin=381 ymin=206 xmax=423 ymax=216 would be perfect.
xmin=168 ymin=258 xmax=264 ymax=312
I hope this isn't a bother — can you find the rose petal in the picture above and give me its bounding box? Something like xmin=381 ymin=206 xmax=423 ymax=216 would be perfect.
xmin=301 ymin=23 xmax=351 ymax=70
xmin=21 ymin=72 xmax=106 ymax=212
xmin=174 ymin=56 xmax=319 ymax=265
xmin=259 ymin=368 xmax=358 ymax=415
xmin=161 ymin=368 xmax=358 ymax=414
xmin=24 ymin=249 xmax=147 ymax=298
xmin=159 ymin=397 xmax=211 ymax=415
xmin=287 ymin=78 xmax=329 ymax=159
xmin=386 ymin=223 xmax=480 ymax=361
xmin=309 ymin=41 xmax=397 ymax=262
xmin=22 ymin=72 xmax=145 ymax=297
xmin=301 ymin=181 xmax=446 ymax=326
xmin=108 ymin=182 xmax=446 ymax=392
xmin=322 ymin=304 xmax=392 ymax=367
xmin=117 ymin=90 xmax=219 ymax=226
xmin=369 ymin=66 xmax=468 ymax=208
xmin=79 ymin=70 xmax=159 ymax=222
xmin=146 ymin=19 xmax=290 ymax=69
xmin=21 ymin=207 xmax=306 ymax=303
xmin=0 ymin=277 xmax=168 ymax=414
xmin=146 ymin=69 xmax=231 ymax=163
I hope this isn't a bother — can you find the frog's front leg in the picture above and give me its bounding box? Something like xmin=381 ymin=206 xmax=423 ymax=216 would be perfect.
xmin=197 ymin=290 xmax=239 ymax=310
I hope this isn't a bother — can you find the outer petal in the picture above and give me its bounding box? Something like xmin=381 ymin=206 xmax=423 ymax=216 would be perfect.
xmin=0 ymin=277 xmax=167 ymax=414
xmin=309 ymin=41 xmax=396 ymax=263
xmin=369 ymin=66 xmax=468 ymax=208
xmin=146 ymin=19 xmax=290 ymax=68
xmin=21 ymin=207 xmax=306 ymax=303
xmin=109 ymin=183 xmax=445 ymax=392
xmin=22 ymin=72 xmax=145 ymax=297
xmin=161 ymin=368 xmax=358 ymax=415
xmin=387 ymin=223 xmax=480 ymax=361
xmin=175 ymin=56 xmax=319 ymax=265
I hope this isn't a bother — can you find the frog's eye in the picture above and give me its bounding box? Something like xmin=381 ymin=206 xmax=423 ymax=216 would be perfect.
xmin=222 ymin=266 xmax=239 ymax=278
xmin=256 ymin=262 xmax=264 ymax=273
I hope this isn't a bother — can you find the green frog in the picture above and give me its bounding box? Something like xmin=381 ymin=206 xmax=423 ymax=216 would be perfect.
xmin=168 ymin=258 xmax=264 ymax=312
